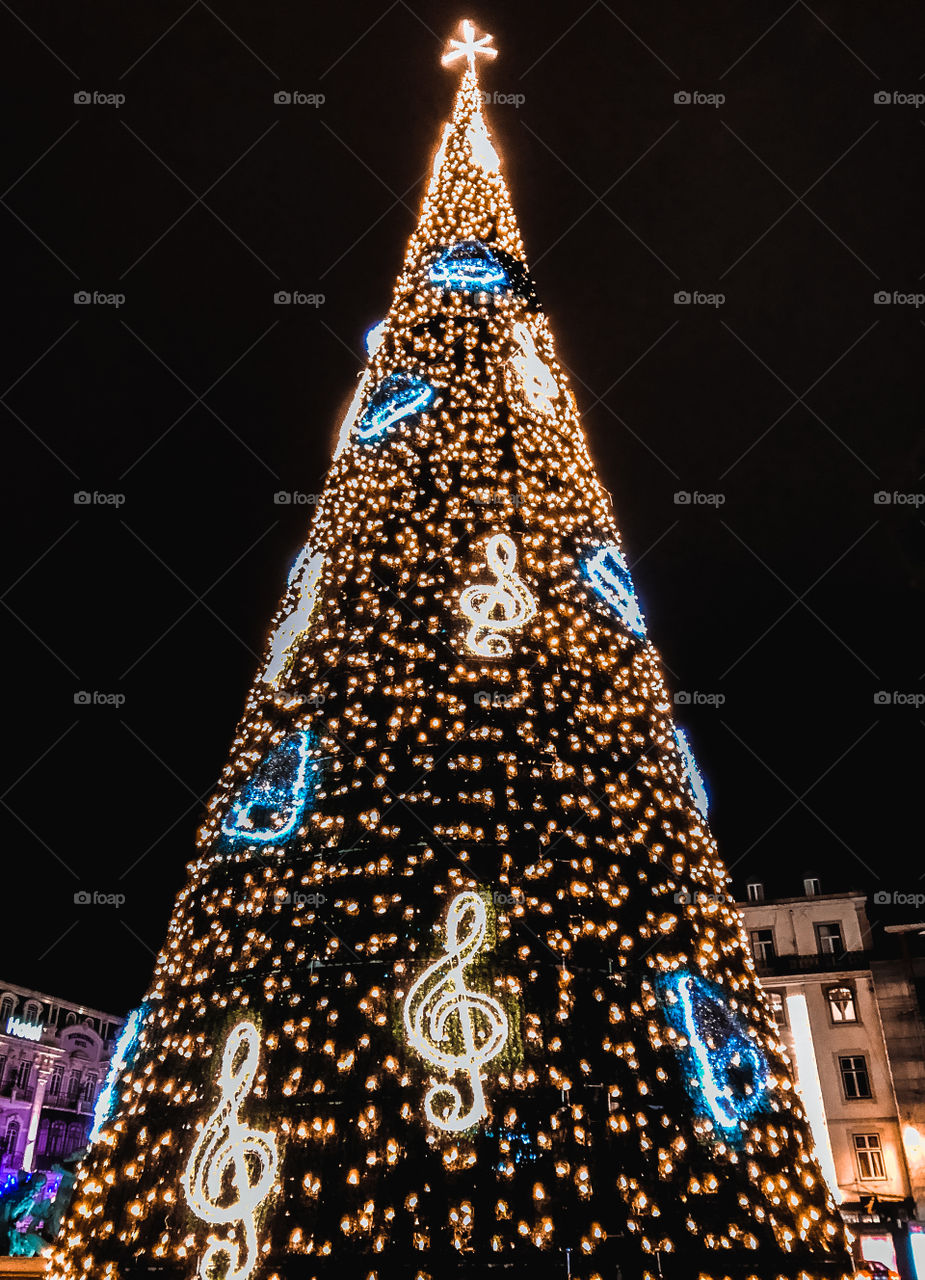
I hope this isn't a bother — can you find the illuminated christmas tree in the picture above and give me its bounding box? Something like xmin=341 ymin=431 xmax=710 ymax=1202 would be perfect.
xmin=51 ymin=22 xmax=853 ymax=1280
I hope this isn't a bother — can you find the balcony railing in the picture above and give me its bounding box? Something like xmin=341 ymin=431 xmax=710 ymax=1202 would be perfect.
xmin=755 ymin=949 xmax=869 ymax=976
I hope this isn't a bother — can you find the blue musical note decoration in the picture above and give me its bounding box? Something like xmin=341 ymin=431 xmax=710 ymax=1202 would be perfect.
xmin=357 ymin=372 xmax=436 ymax=442
xmin=675 ymin=727 xmax=709 ymax=818
xmin=222 ymin=732 xmax=317 ymax=847
xmin=660 ymin=972 xmax=771 ymax=1138
xmin=428 ymin=240 xmax=509 ymax=292
xmin=585 ymin=544 xmax=647 ymax=638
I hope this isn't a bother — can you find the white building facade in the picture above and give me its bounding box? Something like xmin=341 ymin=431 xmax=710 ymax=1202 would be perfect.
xmin=0 ymin=980 xmax=123 ymax=1175
xmin=738 ymin=884 xmax=925 ymax=1279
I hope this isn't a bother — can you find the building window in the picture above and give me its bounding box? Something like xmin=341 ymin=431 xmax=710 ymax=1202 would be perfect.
xmin=766 ymin=990 xmax=787 ymax=1027
xmin=65 ymin=1012 xmax=76 ymax=1026
xmin=840 ymin=1055 xmax=872 ymax=1099
xmin=804 ymin=877 xmax=821 ymax=896
xmin=827 ymin=985 xmax=858 ymax=1024
xmin=815 ymin=922 xmax=843 ymax=956
xmin=22 ymin=1001 xmax=41 ymax=1025
xmin=16 ymin=1061 xmax=30 ymax=1090
xmin=0 ymin=995 xmax=14 ymax=1027
xmin=67 ymin=1070 xmax=81 ymax=1102
xmin=49 ymin=1070 xmax=62 ymax=1098
xmin=750 ymin=928 xmax=776 ymax=963
xmin=3 ymin=1119 xmax=20 ymax=1159
xmin=82 ymin=1075 xmax=97 ymax=1102
xmin=854 ymin=1133 xmax=886 ymax=1180
xmin=746 ymin=882 xmax=765 ymax=902
xmin=0 ymin=1056 xmax=6 ymax=1089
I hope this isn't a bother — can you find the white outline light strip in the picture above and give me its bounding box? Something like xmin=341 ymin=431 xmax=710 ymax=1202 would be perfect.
xmin=785 ymin=993 xmax=842 ymax=1203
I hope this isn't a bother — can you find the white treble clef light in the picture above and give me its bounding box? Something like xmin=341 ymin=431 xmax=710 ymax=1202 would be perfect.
xmin=402 ymin=891 xmax=509 ymax=1132
xmin=459 ymin=533 xmax=537 ymax=658
xmin=183 ymin=1022 xmax=279 ymax=1280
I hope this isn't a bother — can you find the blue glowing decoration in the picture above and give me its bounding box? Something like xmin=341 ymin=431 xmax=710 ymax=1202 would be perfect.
xmin=585 ymin=544 xmax=647 ymax=638
xmin=222 ymin=732 xmax=316 ymax=846
xmin=428 ymin=240 xmax=509 ymax=292
xmin=357 ymin=372 xmax=435 ymax=442
xmin=675 ymin=727 xmax=709 ymax=818
xmin=364 ymin=319 xmax=386 ymax=356
xmin=660 ymin=972 xmax=771 ymax=1137
xmin=89 ymin=1005 xmax=147 ymax=1145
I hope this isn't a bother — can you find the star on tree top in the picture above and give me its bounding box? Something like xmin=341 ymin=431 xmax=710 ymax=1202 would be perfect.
xmin=442 ymin=19 xmax=497 ymax=74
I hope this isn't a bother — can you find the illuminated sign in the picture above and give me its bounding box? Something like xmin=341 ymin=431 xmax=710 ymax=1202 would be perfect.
xmin=6 ymin=1016 xmax=42 ymax=1042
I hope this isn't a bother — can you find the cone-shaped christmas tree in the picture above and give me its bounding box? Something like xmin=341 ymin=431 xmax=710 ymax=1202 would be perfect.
xmin=52 ymin=23 xmax=852 ymax=1280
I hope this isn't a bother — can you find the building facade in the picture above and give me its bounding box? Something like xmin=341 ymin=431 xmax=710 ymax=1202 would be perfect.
xmin=738 ymin=883 xmax=925 ymax=1279
xmin=0 ymin=981 xmax=123 ymax=1176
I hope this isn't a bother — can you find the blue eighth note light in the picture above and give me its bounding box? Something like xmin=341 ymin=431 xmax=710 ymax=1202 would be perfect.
xmin=222 ymin=732 xmax=315 ymax=846
xmin=428 ymin=240 xmax=509 ymax=291
xmin=675 ymin=727 xmax=709 ymax=818
xmin=661 ymin=972 xmax=771 ymax=1137
xmin=585 ymin=545 xmax=647 ymax=638
xmin=90 ymin=1005 xmax=147 ymax=1145
xmin=357 ymin=372 xmax=436 ymax=442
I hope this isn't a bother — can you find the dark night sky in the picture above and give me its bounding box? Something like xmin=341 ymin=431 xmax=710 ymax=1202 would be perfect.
xmin=3 ymin=0 xmax=924 ymax=1017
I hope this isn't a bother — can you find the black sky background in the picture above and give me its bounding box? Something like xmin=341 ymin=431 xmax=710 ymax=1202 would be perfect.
xmin=3 ymin=0 xmax=925 ymax=1016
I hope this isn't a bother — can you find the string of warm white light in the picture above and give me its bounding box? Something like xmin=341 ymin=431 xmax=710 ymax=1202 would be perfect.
xmin=403 ymin=892 xmax=509 ymax=1131
xmin=460 ymin=533 xmax=537 ymax=657
xmin=183 ymin=1022 xmax=278 ymax=1280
